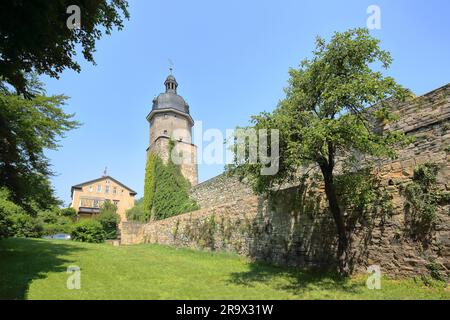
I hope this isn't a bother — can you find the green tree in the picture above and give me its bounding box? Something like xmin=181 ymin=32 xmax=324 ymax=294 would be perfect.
xmin=0 ymin=0 xmax=129 ymax=97
xmin=95 ymin=201 xmax=120 ymax=239
xmin=126 ymin=198 xmax=145 ymax=222
xmin=71 ymin=219 xmax=106 ymax=243
xmin=228 ymin=28 xmax=411 ymax=275
xmin=0 ymin=80 xmax=80 ymax=212
xmin=36 ymin=206 xmax=76 ymax=236
xmin=0 ymin=188 xmax=25 ymax=238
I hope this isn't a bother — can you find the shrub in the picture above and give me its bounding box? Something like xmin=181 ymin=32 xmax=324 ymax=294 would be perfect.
xmin=36 ymin=206 xmax=76 ymax=236
xmin=9 ymin=213 xmax=44 ymax=238
xmin=60 ymin=207 xmax=77 ymax=218
xmin=96 ymin=211 xmax=120 ymax=239
xmin=0 ymin=188 xmax=44 ymax=238
xmin=401 ymin=163 xmax=450 ymax=239
xmin=71 ymin=219 xmax=106 ymax=243
xmin=0 ymin=188 xmax=20 ymax=238
xmin=0 ymin=209 xmax=11 ymax=238
xmin=94 ymin=202 xmax=120 ymax=239
xmin=42 ymin=216 xmax=74 ymax=235
xmin=126 ymin=198 xmax=145 ymax=222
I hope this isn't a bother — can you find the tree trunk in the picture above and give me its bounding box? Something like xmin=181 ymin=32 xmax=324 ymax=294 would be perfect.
xmin=320 ymin=164 xmax=350 ymax=276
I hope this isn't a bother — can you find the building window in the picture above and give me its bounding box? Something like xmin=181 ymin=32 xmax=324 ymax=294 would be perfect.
xmin=106 ymin=180 xmax=110 ymax=184
xmin=121 ymin=189 xmax=124 ymax=195
xmin=113 ymin=200 xmax=119 ymax=207
xmin=105 ymin=185 xmax=110 ymax=194
xmin=89 ymin=186 xmax=93 ymax=193
xmin=97 ymin=184 xmax=102 ymax=193
xmin=113 ymin=187 xmax=117 ymax=195
xmin=163 ymin=130 xmax=168 ymax=135
xmin=164 ymin=113 xmax=168 ymax=118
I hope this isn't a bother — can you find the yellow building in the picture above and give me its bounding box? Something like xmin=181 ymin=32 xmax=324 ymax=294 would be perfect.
xmin=70 ymin=175 xmax=136 ymax=222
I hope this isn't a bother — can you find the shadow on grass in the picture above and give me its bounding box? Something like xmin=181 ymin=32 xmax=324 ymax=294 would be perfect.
xmin=0 ymin=238 xmax=85 ymax=300
xmin=228 ymin=261 xmax=362 ymax=296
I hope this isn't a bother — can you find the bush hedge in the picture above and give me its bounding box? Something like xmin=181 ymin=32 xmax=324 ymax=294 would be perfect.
xmin=95 ymin=211 xmax=119 ymax=239
xmin=71 ymin=219 xmax=106 ymax=243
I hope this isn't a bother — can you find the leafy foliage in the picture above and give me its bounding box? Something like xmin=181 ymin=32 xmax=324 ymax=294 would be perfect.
xmin=37 ymin=207 xmax=76 ymax=235
xmin=138 ymin=143 xmax=198 ymax=222
xmin=227 ymin=28 xmax=409 ymax=275
xmin=334 ymin=169 xmax=393 ymax=231
xmin=0 ymin=188 xmax=27 ymax=238
xmin=60 ymin=207 xmax=77 ymax=218
xmin=95 ymin=202 xmax=120 ymax=239
xmin=425 ymin=262 xmax=445 ymax=282
xmin=71 ymin=219 xmax=106 ymax=243
xmin=151 ymin=154 xmax=198 ymax=220
xmin=142 ymin=152 xmax=157 ymax=221
xmin=0 ymin=79 xmax=80 ymax=212
xmin=401 ymin=163 xmax=449 ymax=239
xmin=9 ymin=213 xmax=44 ymax=238
xmin=0 ymin=0 xmax=129 ymax=96
xmin=1 ymin=187 xmax=78 ymax=238
xmin=126 ymin=198 xmax=145 ymax=222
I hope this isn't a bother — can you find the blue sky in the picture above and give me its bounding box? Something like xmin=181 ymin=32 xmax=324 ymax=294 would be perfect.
xmin=43 ymin=0 xmax=450 ymax=205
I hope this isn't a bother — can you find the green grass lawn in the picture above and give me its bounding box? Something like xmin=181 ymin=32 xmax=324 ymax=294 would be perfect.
xmin=0 ymin=238 xmax=448 ymax=300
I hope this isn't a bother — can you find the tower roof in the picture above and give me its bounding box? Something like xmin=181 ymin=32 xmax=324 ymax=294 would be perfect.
xmin=151 ymin=73 xmax=190 ymax=114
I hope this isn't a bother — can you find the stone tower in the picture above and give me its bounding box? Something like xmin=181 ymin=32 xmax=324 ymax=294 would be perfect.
xmin=146 ymin=73 xmax=198 ymax=186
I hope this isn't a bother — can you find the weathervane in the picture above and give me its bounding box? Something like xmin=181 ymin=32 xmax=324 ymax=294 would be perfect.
xmin=103 ymin=166 xmax=108 ymax=177
xmin=168 ymin=58 xmax=174 ymax=75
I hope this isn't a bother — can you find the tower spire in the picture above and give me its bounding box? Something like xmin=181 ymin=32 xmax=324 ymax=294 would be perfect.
xmin=168 ymin=58 xmax=174 ymax=75
xmin=164 ymin=68 xmax=178 ymax=93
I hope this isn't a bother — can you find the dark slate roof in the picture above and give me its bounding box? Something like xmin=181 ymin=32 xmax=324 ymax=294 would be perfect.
xmin=152 ymin=92 xmax=189 ymax=113
xmin=71 ymin=175 xmax=137 ymax=198
xmin=151 ymin=74 xmax=190 ymax=114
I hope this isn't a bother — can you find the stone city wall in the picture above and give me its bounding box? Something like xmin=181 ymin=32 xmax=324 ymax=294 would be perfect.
xmin=122 ymin=84 xmax=450 ymax=279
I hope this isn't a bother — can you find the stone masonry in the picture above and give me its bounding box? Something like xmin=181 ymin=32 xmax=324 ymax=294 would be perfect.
xmin=122 ymin=84 xmax=450 ymax=279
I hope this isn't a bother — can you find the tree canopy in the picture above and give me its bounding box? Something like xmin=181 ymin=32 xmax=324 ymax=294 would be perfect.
xmin=0 ymin=78 xmax=80 ymax=212
xmin=0 ymin=0 xmax=129 ymax=96
xmin=228 ymin=28 xmax=411 ymax=275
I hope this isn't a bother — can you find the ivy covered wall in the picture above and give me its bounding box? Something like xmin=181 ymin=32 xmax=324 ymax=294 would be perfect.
xmin=139 ymin=141 xmax=198 ymax=221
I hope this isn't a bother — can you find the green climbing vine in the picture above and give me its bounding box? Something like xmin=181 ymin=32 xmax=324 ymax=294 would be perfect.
xmin=401 ymin=163 xmax=450 ymax=239
xmin=141 ymin=140 xmax=198 ymax=221
xmin=142 ymin=152 xmax=157 ymax=221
